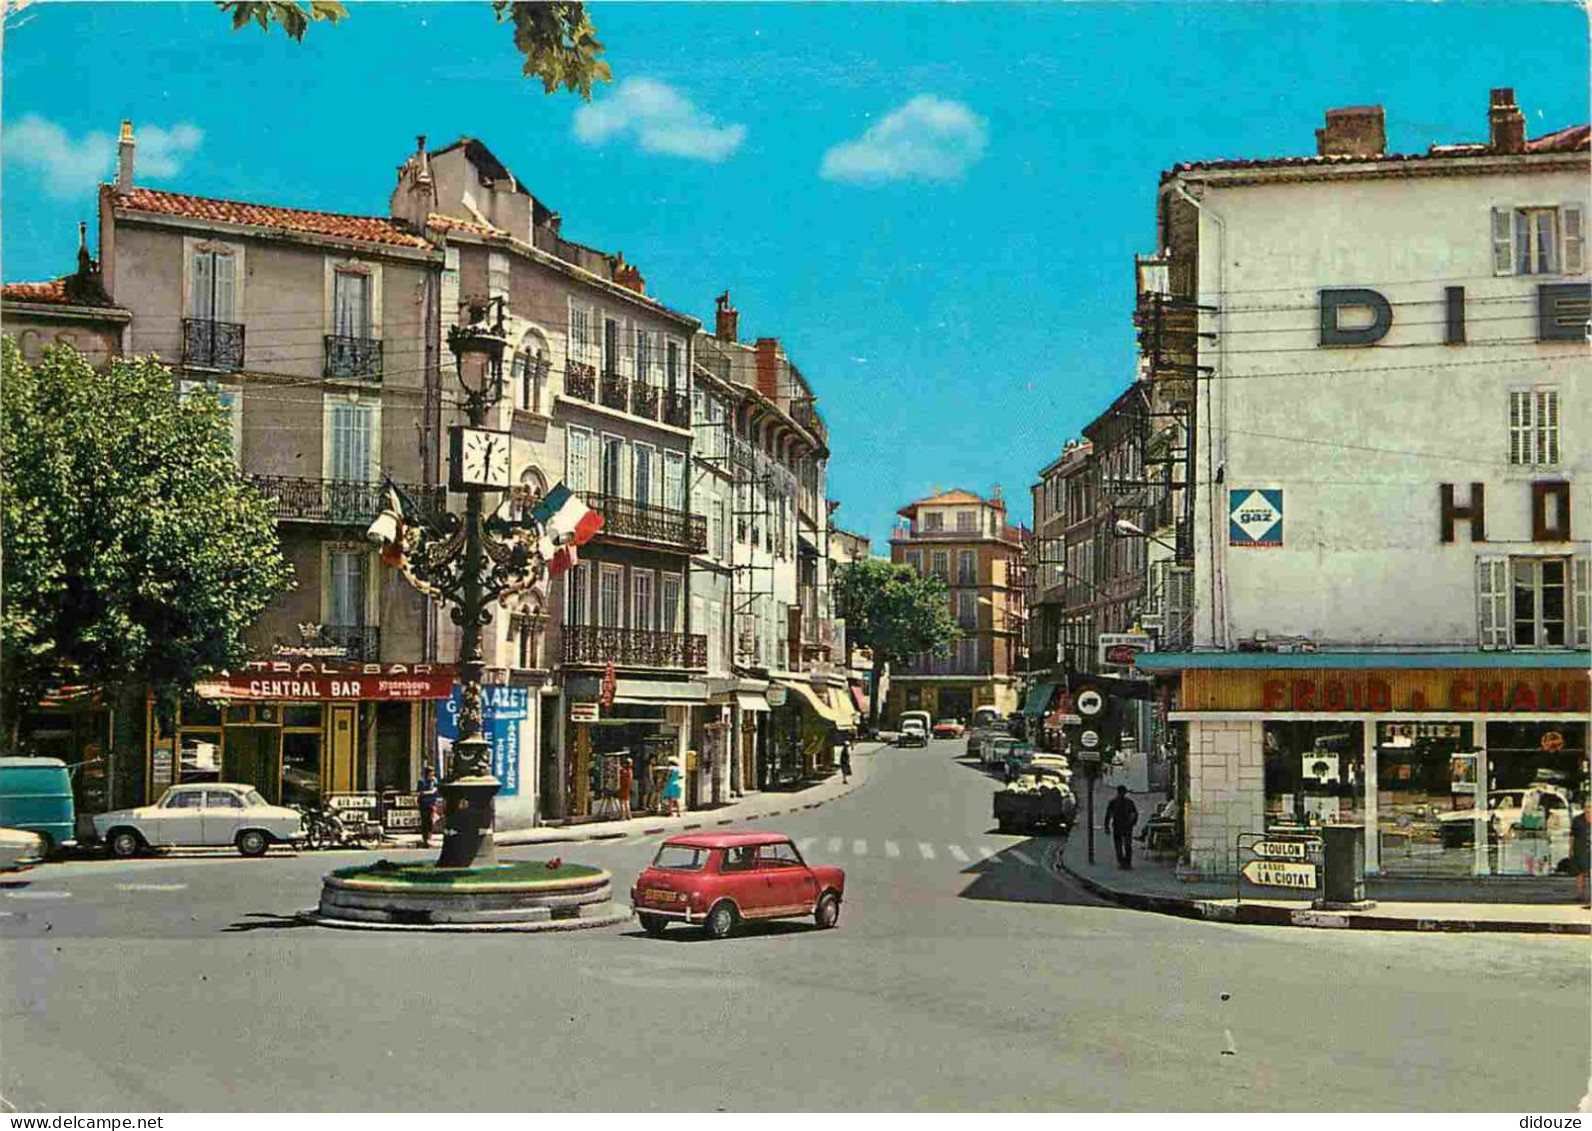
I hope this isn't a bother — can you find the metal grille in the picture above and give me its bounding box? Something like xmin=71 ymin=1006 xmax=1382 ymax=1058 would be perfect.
xmin=323 ymin=335 xmax=383 ymax=381
xmin=182 ymin=318 xmax=245 ymax=371
xmin=600 ymin=374 xmax=630 ymax=412
xmin=662 ymin=390 xmax=691 ymax=428
xmin=320 ymin=625 xmax=382 ymax=661
xmin=566 ymin=361 xmax=597 ymax=402
xmin=631 ymin=382 xmax=660 ymax=420
xmin=584 ymin=493 xmax=707 ymax=553
xmin=561 ymin=625 xmax=708 ymax=669
xmin=248 ymin=475 xmax=444 ymax=527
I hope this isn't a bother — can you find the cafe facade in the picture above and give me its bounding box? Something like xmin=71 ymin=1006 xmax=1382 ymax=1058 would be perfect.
xmin=1138 ymin=651 xmax=1589 ymax=878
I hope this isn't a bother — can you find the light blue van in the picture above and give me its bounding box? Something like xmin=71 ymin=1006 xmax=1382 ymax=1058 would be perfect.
xmin=0 ymin=757 xmax=76 ymax=855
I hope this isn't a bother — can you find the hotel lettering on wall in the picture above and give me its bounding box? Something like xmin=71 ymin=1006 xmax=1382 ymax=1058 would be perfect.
xmin=1319 ymin=284 xmax=1591 ymax=346
xmin=1181 ymin=669 xmax=1591 ymax=715
xmin=1438 ymin=481 xmax=1571 ymax=543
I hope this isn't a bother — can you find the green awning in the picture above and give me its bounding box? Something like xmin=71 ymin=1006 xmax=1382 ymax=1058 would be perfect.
xmin=1021 ymin=682 xmax=1059 ymax=715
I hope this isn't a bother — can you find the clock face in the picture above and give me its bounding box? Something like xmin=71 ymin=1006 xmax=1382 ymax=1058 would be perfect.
xmin=452 ymin=426 xmax=511 ymax=489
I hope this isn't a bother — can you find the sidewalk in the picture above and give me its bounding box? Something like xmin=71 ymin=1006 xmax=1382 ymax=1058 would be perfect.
xmin=1057 ymin=796 xmax=1591 ymax=936
xmin=387 ymin=741 xmax=881 ymax=851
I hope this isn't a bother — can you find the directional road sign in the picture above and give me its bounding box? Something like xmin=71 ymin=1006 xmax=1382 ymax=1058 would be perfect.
xmin=1240 ymin=859 xmax=1318 ymax=889
xmin=1252 ymin=839 xmax=1313 ymax=861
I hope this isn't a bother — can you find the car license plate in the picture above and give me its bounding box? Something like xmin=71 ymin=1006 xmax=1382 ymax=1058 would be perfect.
xmin=645 ymin=888 xmax=678 ymax=903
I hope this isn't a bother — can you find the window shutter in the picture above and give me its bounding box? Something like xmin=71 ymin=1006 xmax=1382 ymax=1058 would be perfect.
xmin=213 ymin=253 xmax=236 ymax=322
xmin=1541 ymin=388 xmax=1559 ymax=466
xmin=1491 ymin=207 xmax=1515 ymax=276
xmin=1476 ymin=555 xmax=1510 ymax=650
xmin=1574 ymin=555 xmax=1590 ymax=650
xmin=1509 ymin=390 xmax=1530 ymax=466
xmin=191 ymin=250 xmax=213 ymax=319
xmin=1561 ymin=204 xmax=1583 ymax=275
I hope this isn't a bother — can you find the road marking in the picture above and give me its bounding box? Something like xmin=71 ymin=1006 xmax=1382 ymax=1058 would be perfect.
xmin=115 ymin=883 xmax=188 ymax=892
xmin=1011 ymin=849 xmax=1036 ymax=867
xmin=3 ymin=891 xmax=70 ymax=900
xmin=917 ymin=843 xmax=936 ymax=860
xmin=827 ymin=837 xmax=843 ymax=854
xmin=884 ymin=840 xmax=900 ymax=858
xmin=852 ymin=840 xmax=867 ymax=856
xmin=976 ymin=846 xmax=996 ymax=861
xmin=946 ymin=844 xmax=970 ymax=863
xmin=796 ymin=838 xmax=816 ymax=855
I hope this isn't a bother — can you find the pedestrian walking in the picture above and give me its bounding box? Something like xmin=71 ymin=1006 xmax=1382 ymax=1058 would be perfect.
xmin=416 ymin=763 xmax=439 ymax=848
xmin=840 ymin=737 xmax=853 ymax=784
xmin=1104 ymin=785 xmax=1139 ymax=870
xmin=663 ymin=756 xmax=684 ymax=817
xmin=1572 ymin=796 xmax=1591 ymax=908
xmin=618 ymin=758 xmax=634 ymax=820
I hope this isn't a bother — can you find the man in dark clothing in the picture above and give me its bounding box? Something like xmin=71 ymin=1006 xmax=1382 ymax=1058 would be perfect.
xmin=417 ymin=764 xmax=439 ymax=848
xmin=1572 ymin=797 xmax=1591 ymax=908
xmin=839 ymin=737 xmax=853 ymax=784
xmin=1104 ymin=785 xmax=1139 ymax=869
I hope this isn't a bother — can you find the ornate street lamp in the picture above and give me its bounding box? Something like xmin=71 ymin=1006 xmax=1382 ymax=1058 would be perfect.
xmin=368 ymin=297 xmax=542 ymax=868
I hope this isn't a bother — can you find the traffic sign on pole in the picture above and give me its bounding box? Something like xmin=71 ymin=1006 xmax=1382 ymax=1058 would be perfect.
xmin=1240 ymin=860 xmax=1318 ymax=889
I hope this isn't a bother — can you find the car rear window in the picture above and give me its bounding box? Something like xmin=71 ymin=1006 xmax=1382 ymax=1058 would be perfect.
xmin=652 ymin=844 xmax=710 ymax=871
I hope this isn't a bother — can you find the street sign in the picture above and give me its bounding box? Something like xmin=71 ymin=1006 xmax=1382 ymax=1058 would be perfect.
xmin=570 ymin=701 xmax=600 ymax=723
xmin=1074 ymin=688 xmax=1106 ymax=718
xmin=1252 ymin=839 xmax=1311 ymax=861
xmin=1240 ymin=859 xmax=1318 ymax=889
xmin=1078 ymin=729 xmax=1101 ymax=750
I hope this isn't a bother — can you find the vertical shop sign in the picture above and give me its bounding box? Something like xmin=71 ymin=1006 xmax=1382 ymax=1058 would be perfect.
xmin=437 ymin=685 xmax=530 ymax=797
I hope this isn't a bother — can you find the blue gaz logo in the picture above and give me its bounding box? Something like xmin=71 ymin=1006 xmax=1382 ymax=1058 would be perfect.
xmin=1229 ymin=489 xmax=1283 ymax=547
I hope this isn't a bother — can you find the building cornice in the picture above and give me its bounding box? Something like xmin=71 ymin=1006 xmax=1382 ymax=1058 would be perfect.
xmin=111 ymin=208 xmax=444 ymax=264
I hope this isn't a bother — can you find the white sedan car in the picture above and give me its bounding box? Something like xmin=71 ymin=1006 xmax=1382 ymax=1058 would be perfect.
xmin=0 ymin=828 xmax=45 ymax=872
xmin=94 ymin=783 xmax=304 ymax=858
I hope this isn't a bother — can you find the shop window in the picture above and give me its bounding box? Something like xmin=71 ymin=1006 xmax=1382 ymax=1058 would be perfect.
xmin=1262 ymin=722 xmax=1364 ymax=829
xmin=1512 ymin=557 xmax=1569 ymax=648
xmin=1482 ymin=721 xmax=1585 ymax=877
xmin=1375 ymin=721 xmax=1481 ymax=877
xmin=282 ymin=732 xmax=323 ymax=809
xmin=283 ymin=705 xmax=321 ymax=729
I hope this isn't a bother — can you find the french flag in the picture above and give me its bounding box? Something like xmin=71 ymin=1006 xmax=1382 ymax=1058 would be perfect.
xmin=533 ymin=483 xmax=604 ymax=576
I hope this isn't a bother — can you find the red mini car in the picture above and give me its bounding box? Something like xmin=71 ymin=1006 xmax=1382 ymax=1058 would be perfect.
xmin=630 ymin=832 xmax=846 ymax=939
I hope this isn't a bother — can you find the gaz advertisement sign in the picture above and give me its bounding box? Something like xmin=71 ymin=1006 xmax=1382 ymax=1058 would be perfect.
xmin=437 ymin=685 xmax=530 ymax=797
xmin=1229 ymin=489 xmax=1283 ymax=547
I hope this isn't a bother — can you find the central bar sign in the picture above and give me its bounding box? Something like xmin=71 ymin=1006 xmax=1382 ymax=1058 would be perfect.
xmin=195 ymin=663 xmax=458 ymax=701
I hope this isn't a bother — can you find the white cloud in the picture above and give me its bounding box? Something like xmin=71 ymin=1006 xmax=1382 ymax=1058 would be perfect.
xmin=820 ymin=95 xmax=988 ymax=184
xmin=6 ymin=115 xmax=203 ymax=198
xmin=573 ymin=78 xmax=746 ymax=162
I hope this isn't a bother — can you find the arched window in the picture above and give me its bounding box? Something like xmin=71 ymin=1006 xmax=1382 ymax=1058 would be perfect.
xmin=511 ymin=331 xmax=551 ymax=415
xmin=513 ymin=465 xmax=548 ymax=523
xmin=511 ymin=597 xmax=548 ymax=670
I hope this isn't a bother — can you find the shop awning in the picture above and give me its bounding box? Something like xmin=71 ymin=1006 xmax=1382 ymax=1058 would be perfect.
xmin=735 ymin=692 xmax=771 ymax=713
xmin=612 ymin=679 xmax=709 ymax=706
xmin=828 ymin=688 xmax=859 ymax=732
xmin=1021 ymin=682 xmax=1059 ymax=715
xmin=776 ymin=679 xmax=842 ymax=726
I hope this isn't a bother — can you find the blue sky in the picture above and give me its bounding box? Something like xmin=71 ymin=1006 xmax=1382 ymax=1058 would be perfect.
xmin=3 ymin=2 xmax=1586 ymax=546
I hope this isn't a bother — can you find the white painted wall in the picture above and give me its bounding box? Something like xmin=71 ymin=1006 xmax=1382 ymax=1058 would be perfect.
xmin=1185 ymin=163 xmax=1589 ymax=649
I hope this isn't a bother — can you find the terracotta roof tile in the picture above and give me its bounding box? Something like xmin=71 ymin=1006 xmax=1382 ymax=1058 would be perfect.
xmin=1525 ymin=123 xmax=1591 ymax=153
xmin=1166 ymin=123 xmax=1589 ymax=178
xmin=428 ymin=212 xmax=505 ymax=237
xmin=116 ymin=187 xmax=432 ymax=249
xmin=2 ymin=279 xmax=71 ymax=304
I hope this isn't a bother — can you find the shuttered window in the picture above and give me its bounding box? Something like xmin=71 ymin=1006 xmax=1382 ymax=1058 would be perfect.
xmin=1493 ymin=205 xmax=1584 ymax=277
xmin=567 ymin=563 xmax=589 ymax=627
xmin=190 ymin=248 xmax=236 ymax=321
xmin=632 ymin=570 xmax=654 ymax=633
xmin=1476 ymin=557 xmax=1510 ymax=650
xmin=1508 ymin=388 xmax=1559 ymax=467
xmin=441 ymin=247 xmax=461 ymax=326
xmin=566 ymin=428 xmax=592 ymax=493
xmin=663 ymin=451 xmax=686 ymax=511
xmin=488 ymin=252 xmax=510 ymax=303
xmin=598 ymin=566 xmax=623 ymax=629
xmin=1574 ymin=555 xmax=1590 ymax=650
xmin=328 ymin=551 xmax=366 ymax=628
xmin=328 ymin=399 xmax=375 ymax=483
xmin=660 ymin=573 xmax=682 ymax=633
xmin=332 ymin=271 xmax=371 ymax=339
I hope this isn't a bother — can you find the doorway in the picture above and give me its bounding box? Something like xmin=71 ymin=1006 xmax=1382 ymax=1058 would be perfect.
xmin=223 ymin=727 xmax=281 ymax=804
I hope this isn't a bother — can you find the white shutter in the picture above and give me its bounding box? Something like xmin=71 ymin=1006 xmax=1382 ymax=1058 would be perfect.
xmin=1563 ymin=204 xmax=1584 ymax=275
xmin=442 ymin=247 xmax=461 ymax=327
xmin=1541 ymin=388 xmax=1559 ymax=466
xmin=213 ymin=253 xmax=236 ymax=322
xmin=1509 ymin=390 xmax=1530 ymax=465
xmin=1476 ymin=555 xmax=1510 ymax=650
xmin=567 ymin=429 xmax=590 ymax=493
xmin=1492 ymin=207 xmax=1515 ymax=276
xmin=1574 ymin=555 xmax=1590 ymax=650
xmin=191 ymin=250 xmax=213 ymax=319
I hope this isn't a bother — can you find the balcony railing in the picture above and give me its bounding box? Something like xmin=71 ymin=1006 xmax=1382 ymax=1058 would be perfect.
xmin=562 ymin=625 xmax=707 ymax=670
xmin=566 ymin=361 xmax=596 ymax=402
xmin=663 ymin=390 xmax=691 ymax=429
xmin=584 ymin=493 xmax=707 ymax=553
xmin=248 ymin=475 xmax=445 ymax=527
xmin=600 ymin=374 xmax=629 ymax=412
xmin=321 ymin=625 xmax=381 ymax=662
xmin=631 ymin=382 xmax=660 ymax=420
xmin=323 ymin=335 xmax=383 ymax=382
xmin=182 ymin=318 xmax=245 ymax=371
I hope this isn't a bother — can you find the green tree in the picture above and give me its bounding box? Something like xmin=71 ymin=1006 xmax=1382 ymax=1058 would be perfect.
xmin=834 ymin=558 xmax=961 ymax=729
xmin=217 ymin=1 xmax=612 ymax=97
xmin=0 ymin=340 xmax=294 ymax=738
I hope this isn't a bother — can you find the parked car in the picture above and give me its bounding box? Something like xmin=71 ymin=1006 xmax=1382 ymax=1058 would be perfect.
xmin=1436 ymin=784 xmax=1573 ymax=848
xmin=93 ymin=783 xmax=304 ymax=858
xmin=899 ymin=719 xmax=929 ymax=748
xmin=932 ymin=719 xmax=965 ymax=739
xmin=983 ymin=736 xmax=1019 ymax=769
xmin=630 ymin=832 xmax=846 ymax=939
xmin=0 ymin=757 xmax=76 ymax=856
xmin=994 ymin=768 xmax=1078 ymax=835
xmin=972 ymin=706 xmax=1003 ymax=730
xmin=964 ymin=728 xmax=991 ymax=759
xmin=0 ymin=827 xmax=46 ymax=872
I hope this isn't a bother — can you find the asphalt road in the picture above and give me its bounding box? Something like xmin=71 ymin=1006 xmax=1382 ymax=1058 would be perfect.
xmin=2 ymin=739 xmax=1587 ymax=1112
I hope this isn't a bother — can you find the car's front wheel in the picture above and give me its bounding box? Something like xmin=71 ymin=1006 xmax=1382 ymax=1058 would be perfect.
xmin=814 ymin=891 xmax=841 ymax=929
xmin=107 ymin=829 xmax=144 ymax=859
xmin=702 ymin=901 xmax=737 ymax=939
xmin=638 ymin=912 xmax=669 ymax=937
xmin=236 ymin=829 xmax=270 ymax=858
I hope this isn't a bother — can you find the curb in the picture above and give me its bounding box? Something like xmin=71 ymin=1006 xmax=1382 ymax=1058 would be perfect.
xmin=1055 ymin=847 xmax=1591 ymax=936
xmin=296 ymin=905 xmax=633 ymax=934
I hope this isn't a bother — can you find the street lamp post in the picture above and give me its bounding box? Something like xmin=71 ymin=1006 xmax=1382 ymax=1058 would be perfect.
xmin=368 ymin=298 xmax=546 ymax=870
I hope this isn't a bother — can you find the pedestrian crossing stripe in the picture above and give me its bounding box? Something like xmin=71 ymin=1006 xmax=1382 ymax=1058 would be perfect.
xmin=827 ymin=837 xmax=843 ymax=854
xmin=976 ymin=846 xmax=996 ymax=861
xmin=852 ymin=840 xmax=867 ymax=856
xmin=797 ymin=838 xmax=816 ymax=855
xmin=918 ymin=843 xmax=936 ymax=859
xmin=1011 ymin=849 xmax=1036 ymax=866
xmin=884 ymin=841 xmax=901 ymax=858
xmin=946 ymin=845 xmax=970 ymax=862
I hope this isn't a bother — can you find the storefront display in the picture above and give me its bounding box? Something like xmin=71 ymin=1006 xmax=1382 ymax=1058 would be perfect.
xmin=1264 ymin=721 xmax=1364 ymax=830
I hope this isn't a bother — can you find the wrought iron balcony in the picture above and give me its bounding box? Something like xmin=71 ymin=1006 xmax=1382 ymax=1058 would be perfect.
xmin=663 ymin=390 xmax=691 ymax=429
xmin=248 ymin=474 xmax=445 ymax=527
xmin=566 ymin=361 xmax=596 ymax=402
xmin=321 ymin=624 xmax=381 ymax=662
xmin=561 ymin=625 xmax=708 ymax=670
xmin=584 ymin=493 xmax=707 ymax=553
xmin=182 ymin=318 xmax=245 ymax=371
xmin=600 ymin=374 xmax=629 ymax=412
xmin=632 ymin=382 xmax=660 ymax=420
xmin=323 ymin=335 xmax=383 ymax=382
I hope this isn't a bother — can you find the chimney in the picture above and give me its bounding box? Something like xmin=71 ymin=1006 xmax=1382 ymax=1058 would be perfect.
xmin=715 ymin=291 xmax=739 ymax=342
xmin=754 ymin=337 xmax=780 ymax=400
xmin=116 ymin=120 xmax=135 ymax=193
xmin=389 ymin=134 xmax=438 ymax=231
xmin=612 ymin=251 xmax=646 ymax=294
xmin=1315 ymin=105 xmax=1386 ymax=158
xmin=76 ymin=220 xmax=92 ymax=276
xmin=1489 ymin=87 xmax=1526 ymax=154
